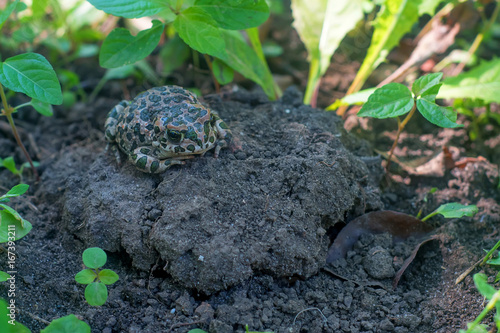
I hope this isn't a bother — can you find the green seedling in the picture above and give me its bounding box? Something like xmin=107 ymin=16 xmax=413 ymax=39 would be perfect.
xmin=0 ymin=156 xmax=40 ymax=183
xmin=0 ymin=1 xmax=63 ymax=180
xmin=421 ymin=202 xmax=478 ymax=222
xmin=357 ymin=72 xmax=463 ymax=172
xmin=0 ymin=184 xmax=33 ymax=282
xmin=75 ymin=247 xmax=119 ymax=306
xmin=86 ymin=0 xmax=279 ymax=100
xmin=0 ymin=298 xmax=30 ymax=332
xmin=459 ymin=273 xmax=500 ymax=333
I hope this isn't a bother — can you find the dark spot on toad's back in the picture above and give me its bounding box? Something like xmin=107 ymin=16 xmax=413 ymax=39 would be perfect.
xmin=136 ymin=156 xmax=147 ymax=169
xmin=148 ymin=94 xmax=161 ymax=103
xmin=145 ymin=123 xmax=154 ymax=131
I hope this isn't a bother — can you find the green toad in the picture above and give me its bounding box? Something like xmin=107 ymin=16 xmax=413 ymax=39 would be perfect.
xmin=105 ymin=86 xmax=232 ymax=173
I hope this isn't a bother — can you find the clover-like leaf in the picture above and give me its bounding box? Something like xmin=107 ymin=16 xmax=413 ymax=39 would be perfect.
xmin=0 ymin=53 xmax=62 ymax=105
xmin=98 ymin=269 xmax=119 ymax=285
xmin=100 ymin=20 xmax=164 ymax=68
xmin=41 ymin=314 xmax=91 ymax=333
xmin=0 ymin=209 xmax=32 ymax=242
xmin=82 ymin=247 xmax=107 ymax=269
xmin=87 ymin=0 xmax=165 ymax=19
xmin=473 ymin=273 xmax=497 ymax=300
xmin=195 ymin=0 xmax=269 ymax=30
xmin=85 ymin=282 xmax=108 ymax=306
xmin=416 ymin=99 xmax=463 ymax=128
xmin=0 ymin=271 xmax=11 ymax=282
xmin=173 ymin=7 xmax=227 ymax=60
xmin=357 ymin=83 xmax=414 ymax=119
xmin=75 ymin=269 xmax=98 ymax=285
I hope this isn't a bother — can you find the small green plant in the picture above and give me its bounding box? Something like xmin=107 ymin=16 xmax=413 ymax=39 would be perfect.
xmin=357 ymin=72 xmax=463 ymax=171
xmin=0 ymin=157 xmax=40 ymax=183
xmin=41 ymin=314 xmax=91 ymax=333
xmin=0 ymin=184 xmax=33 ymax=281
xmin=75 ymin=247 xmax=119 ymax=306
xmin=0 ymin=0 xmax=63 ymax=180
xmin=86 ymin=0 xmax=279 ymax=100
xmin=421 ymin=202 xmax=478 ymax=222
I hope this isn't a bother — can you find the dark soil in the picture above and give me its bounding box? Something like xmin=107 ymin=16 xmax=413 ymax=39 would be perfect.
xmin=1 ymin=81 xmax=499 ymax=333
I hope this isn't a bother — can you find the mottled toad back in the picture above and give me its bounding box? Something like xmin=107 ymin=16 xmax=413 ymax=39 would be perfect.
xmin=104 ymin=86 xmax=232 ymax=173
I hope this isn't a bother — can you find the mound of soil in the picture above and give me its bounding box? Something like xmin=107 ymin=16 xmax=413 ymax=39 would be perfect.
xmin=0 ymin=85 xmax=499 ymax=332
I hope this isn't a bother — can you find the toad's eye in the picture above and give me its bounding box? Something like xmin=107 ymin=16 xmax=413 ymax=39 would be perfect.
xmin=167 ymin=129 xmax=183 ymax=143
xmin=210 ymin=114 xmax=216 ymax=126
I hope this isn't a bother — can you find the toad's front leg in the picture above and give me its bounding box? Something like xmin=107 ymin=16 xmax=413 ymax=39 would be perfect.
xmin=130 ymin=148 xmax=194 ymax=173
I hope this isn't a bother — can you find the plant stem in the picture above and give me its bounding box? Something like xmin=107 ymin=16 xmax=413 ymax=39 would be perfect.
xmin=466 ymin=291 xmax=500 ymax=332
xmin=0 ymin=84 xmax=39 ymax=181
xmin=385 ymin=102 xmax=417 ymax=172
xmin=304 ymin=57 xmax=320 ymax=107
xmin=203 ymin=54 xmax=220 ymax=93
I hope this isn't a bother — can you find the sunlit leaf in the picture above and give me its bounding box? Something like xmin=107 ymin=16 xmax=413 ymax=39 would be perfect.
xmin=432 ymin=203 xmax=478 ymax=218
xmin=87 ymin=0 xmax=165 ymax=19
xmin=195 ymin=0 xmax=269 ymax=30
xmin=416 ymin=99 xmax=463 ymax=128
xmin=357 ymin=83 xmax=414 ymax=118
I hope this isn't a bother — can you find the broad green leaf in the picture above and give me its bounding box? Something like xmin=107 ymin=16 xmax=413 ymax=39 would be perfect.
xmin=0 ymin=298 xmax=31 ymax=333
xmin=416 ymin=99 xmax=463 ymax=128
xmin=0 ymin=210 xmax=32 ymax=242
xmin=31 ymin=99 xmax=53 ymax=116
xmin=473 ymin=273 xmax=497 ymax=300
xmin=0 ymin=53 xmax=62 ymax=105
xmin=433 ymin=203 xmax=478 ymax=219
xmin=412 ymin=72 xmax=443 ymax=98
xmin=357 ymin=83 xmax=414 ymax=118
xmin=487 ymin=256 xmax=500 ymax=267
xmin=291 ymin=0 xmax=363 ymax=103
xmin=348 ymin=0 xmax=422 ymax=94
xmin=41 ymin=314 xmax=90 ymax=333
xmin=82 ymin=247 xmax=107 ymax=269
xmin=75 ymin=269 xmax=97 ymax=284
xmin=5 ymin=184 xmax=28 ymax=198
xmin=98 ymin=269 xmax=119 ymax=285
xmin=438 ymin=58 xmax=500 ymax=104
xmin=86 ymin=0 xmax=165 ymax=19
xmin=85 ymin=282 xmax=108 ymax=306
xmin=212 ymin=58 xmax=234 ymax=85
xmin=327 ymin=88 xmax=376 ymax=110
xmin=195 ymin=0 xmax=269 ymax=30
xmin=0 ymin=0 xmax=20 ymax=29
xmin=173 ymin=7 xmax=227 ymax=60
xmin=100 ymin=20 xmax=164 ymax=68
xmin=0 ymin=271 xmax=10 ymax=282
xmin=218 ymin=30 xmax=275 ymax=100
xmin=32 ymin=0 xmax=50 ymax=19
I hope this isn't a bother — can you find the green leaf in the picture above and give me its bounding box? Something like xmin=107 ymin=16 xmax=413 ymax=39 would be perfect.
xmin=0 ymin=53 xmax=62 ymax=105
xmin=412 ymin=72 xmax=443 ymax=99
xmin=357 ymin=83 xmax=414 ymax=118
xmin=438 ymin=58 xmax=500 ymax=104
xmin=41 ymin=314 xmax=90 ymax=333
xmin=0 ymin=209 xmax=32 ymax=242
xmin=100 ymin=20 xmax=164 ymax=68
xmin=75 ymin=269 xmax=97 ymax=284
xmin=31 ymin=99 xmax=53 ymax=116
xmin=416 ymin=99 xmax=463 ymax=128
xmin=418 ymin=0 xmax=445 ymax=15
xmin=0 ymin=298 xmax=31 ymax=333
xmin=159 ymin=35 xmax=190 ymax=76
xmin=212 ymin=58 xmax=234 ymax=85
xmin=187 ymin=330 xmax=208 ymax=333
xmin=98 ymin=269 xmax=119 ymax=285
xmin=218 ymin=30 xmax=275 ymax=100
xmin=291 ymin=0 xmax=363 ymax=104
xmin=5 ymin=184 xmax=28 ymax=198
xmin=85 ymin=282 xmax=108 ymax=306
xmin=348 ymin=0 xmax=422 ymax=94
xmin=195 ymin=0 xmax=269 ymax=30
xmin=82 ymin=247 xmax=107 ymax=269
xmin=86 ymin=0 xmax=165 ymax=19
xmin=473 ymin=273 xmax=497 ymax=300
xmin=0 ymin=157 xmax=19 ymax=175
xmin=0 ymin=0 xmax=20 ymax=28
xmin=432 ymin=203 xmax=478 ymax=219
xmin=487 ymin=256 xmax=500 ymax=267
xmin=173 ymin=7 xmax=227 ymax=60
xmin=0 ymin=271 xmax=11 ymax=282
